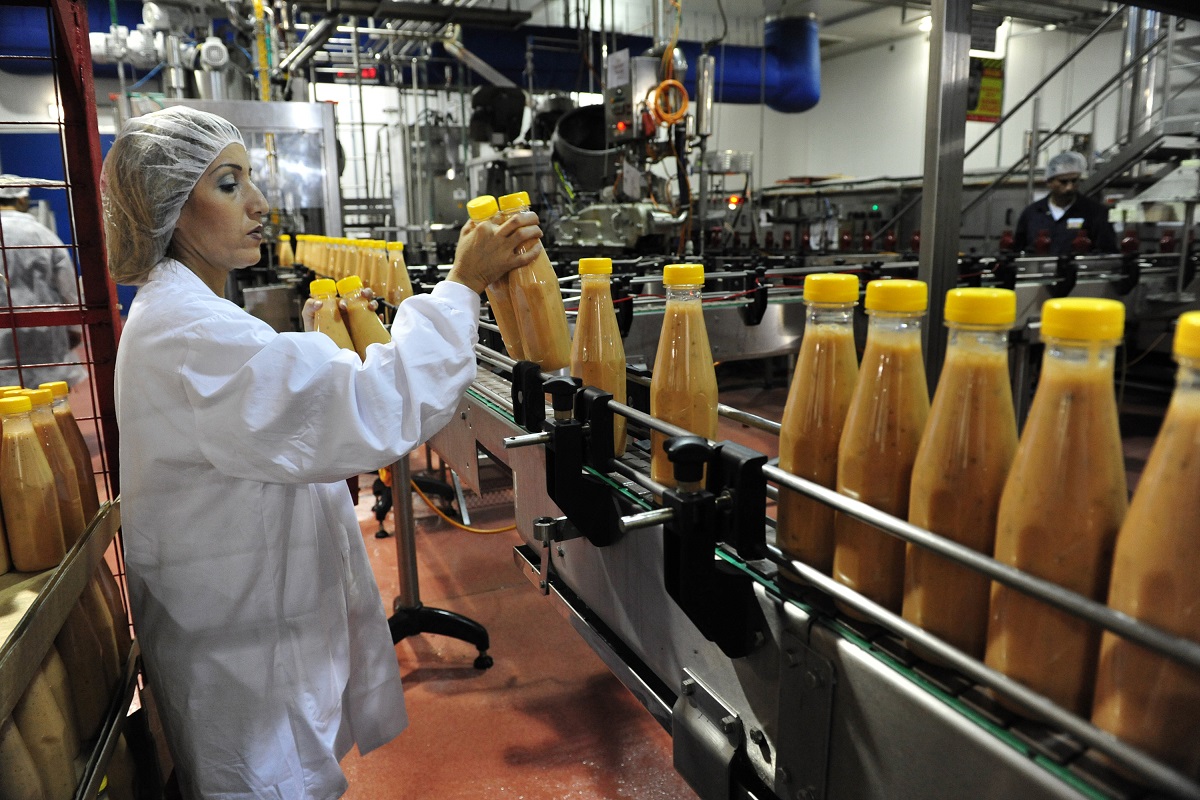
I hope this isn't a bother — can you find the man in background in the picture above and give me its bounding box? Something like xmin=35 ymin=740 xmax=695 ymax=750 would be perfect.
xmin=1013 ymin=151 xmax=1118 ymax=255
xmin=0 ymin=174 xmax=87 ymax=387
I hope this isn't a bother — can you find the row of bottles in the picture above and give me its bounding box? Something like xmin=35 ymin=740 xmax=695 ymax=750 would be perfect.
xmin=292 ymin=236 xmax=414 ymax=309
xmin=0 ymin=558 xmax=134 ymax=800
xmin=467 ymin=192 xmax=572 ymax=372
xmin=774 ymin=275 xmax=1199 ymax=780
xmin=0 ymin=383 xmax=100 ymax=576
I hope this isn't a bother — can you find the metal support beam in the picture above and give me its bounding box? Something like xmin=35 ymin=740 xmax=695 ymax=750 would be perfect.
xmin=917 ymin=0 xmax=972 ymax=393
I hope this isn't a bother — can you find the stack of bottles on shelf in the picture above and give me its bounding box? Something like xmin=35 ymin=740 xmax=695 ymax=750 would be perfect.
xmin=466 ymin=192 xmax=571 ymax=373
xmin=774 ymin=278 xmax=1200 ymax=783
xmin=0 ymin=383 xmax=137 ymax=798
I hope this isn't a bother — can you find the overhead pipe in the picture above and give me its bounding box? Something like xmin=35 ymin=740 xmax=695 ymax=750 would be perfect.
xmin=273 ymin=15 xmax=337 ymax=77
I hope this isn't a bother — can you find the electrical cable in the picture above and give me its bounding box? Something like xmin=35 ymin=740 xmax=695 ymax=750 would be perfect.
xmin=654 ymin=79 xmax=689 ymax=125
xmin=409 ymin=479 xmax=516 ymax=534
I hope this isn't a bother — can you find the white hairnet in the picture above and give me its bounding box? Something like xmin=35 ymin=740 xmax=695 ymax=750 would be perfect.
xmin=1046 ymin=151 xmax=1088 ymax=181
xmin=101 ymin=105 xmax=244 ymax=285
xmin=0 ymin=174 xmax=30 ymax=202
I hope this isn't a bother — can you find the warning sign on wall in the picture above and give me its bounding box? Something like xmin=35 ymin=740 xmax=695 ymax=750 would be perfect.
xmin=966 ymin=57 xmax=1004 ymax=124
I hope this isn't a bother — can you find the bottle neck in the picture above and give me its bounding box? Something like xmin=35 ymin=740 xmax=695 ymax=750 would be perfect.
xmin=1176 ymin=357 xmax=1200 ymax=392
xmin=805 ymin=301 xmax=855 ymax=327
xmin=1043 ymin=336 xmax=1119 ymax=370
xmin=1 ymin=410 xmax=32 ymax=429
xmin=581 ymin=274 xmax=612 ymax=288
xmin=666 ymin=284 xmax=702 ymax=302
xmin=866 ymin=309 xmax=924 ymax=337
xmin=946 ymin=322 xmax=1009 ymax=352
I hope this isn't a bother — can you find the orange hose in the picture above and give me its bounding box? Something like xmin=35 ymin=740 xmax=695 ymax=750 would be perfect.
xmin=654 ymin=79 xmax=688 ymax=125
xmin=409 ymin=480 xmax=516 ymax=534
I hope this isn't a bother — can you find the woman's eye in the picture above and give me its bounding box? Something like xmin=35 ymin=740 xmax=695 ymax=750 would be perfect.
xmin=219 ymin=181 xmax=237 ymax=193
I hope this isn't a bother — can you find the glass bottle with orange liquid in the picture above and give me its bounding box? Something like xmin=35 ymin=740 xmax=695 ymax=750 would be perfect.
xmin=308 ymin=279 xmax=355 ymax=351
xmin=39 ymin=381 xmax=100 ymax=520
xmin=569 ymin=257 xmax=627 ymax=456
xmin=336 ymin=275 xmax=391 ymax=360
xmin=276 ymin=234 xmax=294 ymax=268
xmin=832 ymin=279 xmax=929 ymax=614
xmin=467 ymin=195 xmax=524 ymax=360
xmin=650 ymin=264 xmax=718 ymax=488
xmin=776 ymin=273 xmax=860 ymax=573
xmin=0 ymin=394 xmax=65 ymax=571
xmin=985 ymin=298 xmax=1127 ymax=715
xmin=1091 ymin=310 xmax=1200 ymax=779
xmin=498 ymin=191 xmax=571 ymax=371
xmin=903 ymin=288 xmax=1018 ymax=660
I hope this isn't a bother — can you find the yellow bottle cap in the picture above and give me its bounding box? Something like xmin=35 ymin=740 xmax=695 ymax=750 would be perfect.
xmin=0 ymin=384 xmax=23 ymax=393
xmin=0 ymin=395 xmax=32 ymax=414
xmin=336 ymin=275 xmax=364 ymax=294
xmin=310 ymin=278 xmax=337 ymax=296
xmin=578 ymin=257 xmax=613 ymax=275
xmin=498 ymin=191 xmax=532 ymax=212
xmin=663 ymin=263 xmax=705 ymax=286
xmin=386 ymin=241 xmax=405 ymax=252
xmin=280 ymin=234 xmax=290 ymax=242
xmin=25 ymin=388 xmax=52 ymax=407
xmin=0 ymin=388 xmax=24 ymax=397
xmin=944 ymin=288 xmax=1016 ymax=326
xmin=803 ymin=273 xmax=859 ymax=304
xmin=1041 ymin=298 xmax=1124 ymax=341
xmin=865 ymin=279 xmax=927 ymax=312
xmin=467 ymin=195 xmax=499 ymax=221
xmin=1174 ymin=311 xmax=1200 ymax=360
xmin=38 ymin=381 xmax=69 ymax=399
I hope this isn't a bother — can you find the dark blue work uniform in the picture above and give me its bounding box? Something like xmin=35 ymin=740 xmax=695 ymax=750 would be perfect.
xmin=1012 ymin=193 xmax=1118 ymax=255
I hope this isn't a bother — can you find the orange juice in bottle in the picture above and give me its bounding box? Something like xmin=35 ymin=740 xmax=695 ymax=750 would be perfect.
xmin=385 ymin=242 xmax=413 ymax=307
xmin=1091 ymin=311 xmax=1200 ymax=778
xmin=498 ymin=191 xmax=571 ymax=371
xmin=309 ymin=279 xmax=355 ymax=351
xmin=277 ymin=234 xmax=294 ymax=267
xmin=650 ymin=264 xmax=718 ymax=488
xmin=569 ymin=257 xmax=627 ymax=456
xmin=336 ymin=275 xmax=391 ymax=360
xmin=39 ymin=381 xmax=100 ymax=520
xmin=0 ymin=395 xmax=65 ymax=571
xmin=985 ymin=298 xmax=1127 ymax=715
xmin=904 ymin=288 xmax=1018 ymax=660
xmin=776 ymin=273 xmax=860 ymax=573
xmin=467 ymin=195 xmax=524 ymax=359
xmin=25 ymin=388 xmax=85 ymax=547
xmin=832 ymin=279 xmax=929 ymax=615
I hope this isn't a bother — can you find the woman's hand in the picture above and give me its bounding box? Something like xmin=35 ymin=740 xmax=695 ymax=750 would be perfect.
xmin=302 ymin=297 xmax=320 ymax=332
xmin=447 ymin=211 xmax=544 ymax=294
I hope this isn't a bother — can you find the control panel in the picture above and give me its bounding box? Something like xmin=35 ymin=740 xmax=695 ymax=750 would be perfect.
xmin=604 ymin=50 xmax=662 ymax=145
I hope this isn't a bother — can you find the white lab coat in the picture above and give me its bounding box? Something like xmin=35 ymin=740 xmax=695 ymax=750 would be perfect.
xmin=0 ymin=209 xmax=87 ymax=387
xmin=115 ymin=259 xmax=480 ymax=799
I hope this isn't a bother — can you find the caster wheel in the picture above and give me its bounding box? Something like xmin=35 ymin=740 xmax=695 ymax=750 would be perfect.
xmin=374 ymin=529 xmax=391 ymax=539
xmin=473 ymin=653 xmax=494 ymax=670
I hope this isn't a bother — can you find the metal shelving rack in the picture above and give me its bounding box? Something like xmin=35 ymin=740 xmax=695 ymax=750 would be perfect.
xmin=0 ymin=0 xmax=131 ymax=795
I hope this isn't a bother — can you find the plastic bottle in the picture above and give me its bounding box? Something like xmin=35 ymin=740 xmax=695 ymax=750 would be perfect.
xmin=832 ymin=279 xmax=930 ymax=615
xmin=569 ymin=257 xmax=627 ymax=456
xmin=650 ymin=264 xmax=718 ymax=488
xmin=308 ymin=279 xmax=355 ymax=351
xmin=903 ymin=288 xmax=1018 ymax=660
xmin=0 ymin=395 xmax=65 ymax=572
xmin=276 ymin=234 xmax=294 ymax=267
xmin=38 ymin=381 xmax=100 ymax=521
xmin=0 ymin=715 xmax=47 ymax=800
xmin=53 ymin=598 xmax=109 ymax=740
xmin=94 ymin=558 xmax=132 ymax=665
xmin=498 ymin=191 xmax=572 ymax=371
xmin=336 ymin=275 xmax=391 ymax=361
xmin=467 ymin=195 xmax=525 ymax=360
xmin=985 ymin=298 xmax=1127 ymax=715
xmin=1090 ymin=311 xmax=1200 ymax=778
xmin=385 ymin=242 xmax=414 ymax=307
xmin=79 ymin=580 xmax=122 ymax=692
xmin=13 ymin=663 xmax=77 ymax=800
xmin=39 ymin=648 xmax=79 ymax=755
xmin=24 ymin=389 xmax=85 ymax=548
xmin=776 ymin=273 xmax=860 ymax=573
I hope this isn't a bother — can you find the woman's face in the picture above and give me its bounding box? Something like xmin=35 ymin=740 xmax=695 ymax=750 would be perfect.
xmin=172 ymin=143 xmax=268 ymax=287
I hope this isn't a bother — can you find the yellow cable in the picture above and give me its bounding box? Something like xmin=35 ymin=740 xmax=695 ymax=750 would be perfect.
xmin=654 ymin=79 xmax=689 ymax=125
xmin=409 ymin=480 xmax=516 ymax=534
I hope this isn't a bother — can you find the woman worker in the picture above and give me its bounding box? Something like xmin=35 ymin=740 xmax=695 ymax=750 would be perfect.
xmin=100 ymin=105 xmax=543 ymax=799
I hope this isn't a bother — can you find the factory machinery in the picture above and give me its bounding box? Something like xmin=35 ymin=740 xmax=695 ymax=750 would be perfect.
xmin=426 ymin=296 xmax=1200 ymax=800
